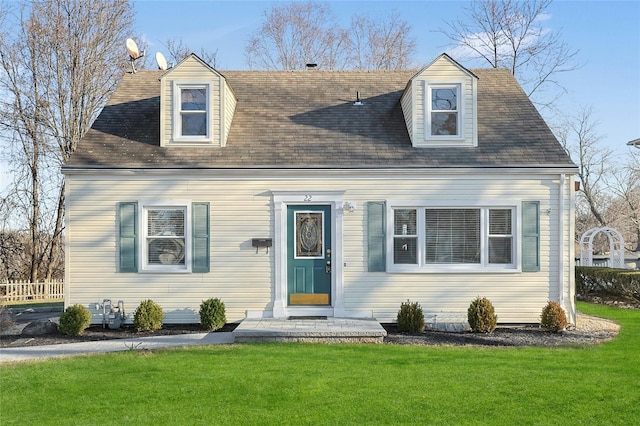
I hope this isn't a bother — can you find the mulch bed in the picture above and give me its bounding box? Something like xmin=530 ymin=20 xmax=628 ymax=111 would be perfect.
xmin=1 ymin=292 xmax=636 ymax=348
xmin=382 ymin=322 xmax=616 ymax=347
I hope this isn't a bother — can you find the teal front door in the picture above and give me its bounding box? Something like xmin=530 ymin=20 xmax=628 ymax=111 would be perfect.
xmin=287 ymin=205 xmax=331 ymax=305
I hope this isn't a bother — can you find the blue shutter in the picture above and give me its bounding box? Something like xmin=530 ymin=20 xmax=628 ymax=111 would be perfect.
xmin=522 ymin=201 xmax=540 ymax=272
xmin=118 ymin=202 xmax=138 ymax=272
xmin=192 ymin=202 xmax=210 ymax=273
xmin=367 ymin=201 xmax=386 ymax=272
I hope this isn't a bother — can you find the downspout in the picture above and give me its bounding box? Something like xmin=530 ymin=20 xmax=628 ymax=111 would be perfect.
xmin=558 ymin=174 xmax=566 ymax=309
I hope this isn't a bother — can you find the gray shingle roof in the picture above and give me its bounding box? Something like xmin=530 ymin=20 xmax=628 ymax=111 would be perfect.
xmin=66 ymin=68 xmax=575 ymax=169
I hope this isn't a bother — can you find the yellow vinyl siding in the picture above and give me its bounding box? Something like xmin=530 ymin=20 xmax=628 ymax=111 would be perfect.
xmin=66 ymin=170 xmax=574 ymax=324
xmin=400 ymin=87 xmax=413 ymax=143
xmin=160 ymin=56 xmax=236 ymax=147
xmin=404 ymin=55 xmax=477 ymax=147
xmin=222 ymin=80 xmax=237 ymax=145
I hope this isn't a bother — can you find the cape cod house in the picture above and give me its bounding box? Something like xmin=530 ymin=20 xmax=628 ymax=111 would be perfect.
xmin=63 ymin=53 xmax=578 ymax=325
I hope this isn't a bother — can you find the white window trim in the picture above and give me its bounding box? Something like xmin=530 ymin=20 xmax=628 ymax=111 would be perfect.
xmin=424 ymin=81 xmax=464 ymax=141
xmin=139 ymin=202 xmax=192 ymax=273
xmin=172 ymin=81 xmax=212 ymax=143
xmin=386 ymin=200 xmax=520 ymax=273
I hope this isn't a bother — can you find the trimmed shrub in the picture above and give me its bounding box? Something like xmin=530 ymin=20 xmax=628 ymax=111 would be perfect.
xmin=199 ymin=298 xmax=226 ymax=331
xmin=59 ymin=304 xmax=91 ymax=336
xmin=397 ymin=300 xmax=425 ymax=333
xmin=133 ymin=299 xmax=164 ymax=332
xmin=576 ymin=266 xmax=640 ymax=301
xmin=467 ymin=296 xmax=497 ymax=333
xmin=540 ymin=301 xmax=567 ymax=332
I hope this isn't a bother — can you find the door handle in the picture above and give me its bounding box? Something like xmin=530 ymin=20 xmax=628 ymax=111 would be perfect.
xmin=325 ymin=260 xmax=331 ymax=274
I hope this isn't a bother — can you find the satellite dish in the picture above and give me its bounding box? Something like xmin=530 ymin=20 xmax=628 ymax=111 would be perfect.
xmin=125 ymin=38 xmax=145 ymax=74
xmin=155 ymin=51 xmax=168 ymax=70
xmin=126 ymin=38 xmax=140 ymax=59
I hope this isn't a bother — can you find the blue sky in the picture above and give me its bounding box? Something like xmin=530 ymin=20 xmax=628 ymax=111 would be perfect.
xmin=134 ymin=0 xmax=640 ymax=158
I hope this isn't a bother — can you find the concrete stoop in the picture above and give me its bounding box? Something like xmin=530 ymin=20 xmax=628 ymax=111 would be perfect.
xmin=232 ymin=317 xmax=387 ymax=343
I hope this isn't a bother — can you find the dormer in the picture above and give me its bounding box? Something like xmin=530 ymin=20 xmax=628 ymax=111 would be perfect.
xmin=401 ymin=53 xmax=478 ymax=148
xmin=159 ymin=54 xmax=237 ymax=147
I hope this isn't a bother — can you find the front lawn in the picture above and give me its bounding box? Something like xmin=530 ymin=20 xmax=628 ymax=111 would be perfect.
xmin=1 ymin=302 xmax=639 ymax=425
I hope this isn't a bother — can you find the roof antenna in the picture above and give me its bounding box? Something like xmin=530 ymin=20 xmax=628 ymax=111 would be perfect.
xmin=354 ymin=91 xmax=363 ymax=106
xmin=126 ymin=38 xmax=146 ymax=74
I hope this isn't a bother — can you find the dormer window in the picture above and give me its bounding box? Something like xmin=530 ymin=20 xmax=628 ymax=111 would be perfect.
xmin=427 ymin=83 xmax=462 ymax=139
xmin=172 ymin=81 xmax=212 ymax=142
xmin=181 ymin=88 xmax=207 ymax=135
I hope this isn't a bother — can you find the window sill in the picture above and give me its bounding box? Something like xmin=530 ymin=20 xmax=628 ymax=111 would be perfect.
xmin=415 ymin=140 xmax=476 ymax=149
xmin=170 ymin=138 xmax=213 ymax=143
xmin=138 ymin=268 xmax=192 ymax=274
xmin=387 ymin=266 xmax=521 ymax=274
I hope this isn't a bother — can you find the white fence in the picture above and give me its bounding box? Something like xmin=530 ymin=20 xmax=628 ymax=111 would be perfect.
xmin=575 ymin=256 xmax=640 ymax=269
xmin=0 ymin=280 xmax=64 ymax=302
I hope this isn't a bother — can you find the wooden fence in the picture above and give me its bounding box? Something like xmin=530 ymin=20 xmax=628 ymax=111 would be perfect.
xmin=0 ymin=280 xmax=64 ymax=302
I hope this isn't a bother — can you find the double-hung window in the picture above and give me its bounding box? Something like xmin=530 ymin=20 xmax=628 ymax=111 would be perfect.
xmin=393 ymin=209 xmax=418 ymax=264
xmin=118 ymin=201 xmax=210 ymax=273
xmin=173 ymin=82 xmax=210 ymax=141
xmin=390 ymin=206 xmax=515 ymax=271
xmin=427 ymin=83 xmax=462 ymax=138
xmin=144 ymin=206 xmax=188 ymax=271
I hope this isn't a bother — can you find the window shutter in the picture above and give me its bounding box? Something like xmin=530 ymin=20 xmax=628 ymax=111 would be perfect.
xmin=522 ymin=201 xmax=540 ymax=272
xmin=367 ymin=201 xmax=386 ymax=272
xmin=118 ymin=202 xmax=138 ymax=272
xmin=192 ymin=202 xmax=210 ymax=273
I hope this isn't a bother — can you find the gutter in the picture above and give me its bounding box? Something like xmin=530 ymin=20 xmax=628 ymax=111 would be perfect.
xmin=559 ymin=173 xmax=566 ymax=310
xmin=61 ymin=165 xmax=579 ymax=176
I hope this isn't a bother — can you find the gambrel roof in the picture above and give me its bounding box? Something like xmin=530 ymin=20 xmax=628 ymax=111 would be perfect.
xmin=66 ymin=68 xmax=575 ymax=170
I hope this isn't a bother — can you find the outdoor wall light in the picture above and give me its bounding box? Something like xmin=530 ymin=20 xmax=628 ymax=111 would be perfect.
xmin=344 ymin=201 xmax=356 ymax=212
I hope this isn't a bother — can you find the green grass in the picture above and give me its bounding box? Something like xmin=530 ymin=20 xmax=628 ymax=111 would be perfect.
xmin=1 ymin=302 xmax=639 ymax=425
xmin=1 ymin=300 xmax=63 ymax=308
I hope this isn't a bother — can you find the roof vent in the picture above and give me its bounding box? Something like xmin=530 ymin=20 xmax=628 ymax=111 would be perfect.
xmin=354 ymin=91 xmax=363 ymax=106
xmin=306 ymin=63 xmax=317 ymax=69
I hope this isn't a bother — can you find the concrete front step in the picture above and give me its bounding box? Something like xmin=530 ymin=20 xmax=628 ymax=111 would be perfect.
xmin=232 ymin=317 xmax=387 ymax=343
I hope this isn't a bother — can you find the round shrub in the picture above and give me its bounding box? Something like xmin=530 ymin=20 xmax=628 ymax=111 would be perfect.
xmin=540 ymin=301 xmax=567 ymax=332
xmin=468 ymin=296 xmax=497 ymax=333
xmin=133 ymin=299 xmax=164 ymax=332
xmin=59 ymin=304 xmax=92 ymax=336
xmin=397 ymin=300 xmax=425 ymax=333
xmin=199 ymin=298 xmax=226 ymax=331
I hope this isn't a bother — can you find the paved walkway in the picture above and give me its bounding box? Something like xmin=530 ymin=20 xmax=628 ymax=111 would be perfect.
xmin=1 ymin=316 xmax=467 ymax=363
xmin=1 ymin=317 xmax=390 ymax=362
xmin=0 ymin=332 xmax=234 ymax=364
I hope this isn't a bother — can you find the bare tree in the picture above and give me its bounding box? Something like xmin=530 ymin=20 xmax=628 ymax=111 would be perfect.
xmin=607 ymin=150 xmax=640 ymax=251
xmin=558 ymin=107 xmax=611 ymax=232
xmin=245 ymin=1 xmax=349 ymax=70
xmin=245 ymin=1 xmax=415 ymax=70
xmin=439 ymin=0 xmax=579 ymax=109
xmin=0 ymin=0 xmax=136 ymax=281
xmin=349 ymin=11 xmax=416 ymax=70
xmin=163 ymin=36 xmax=218 ymax=68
